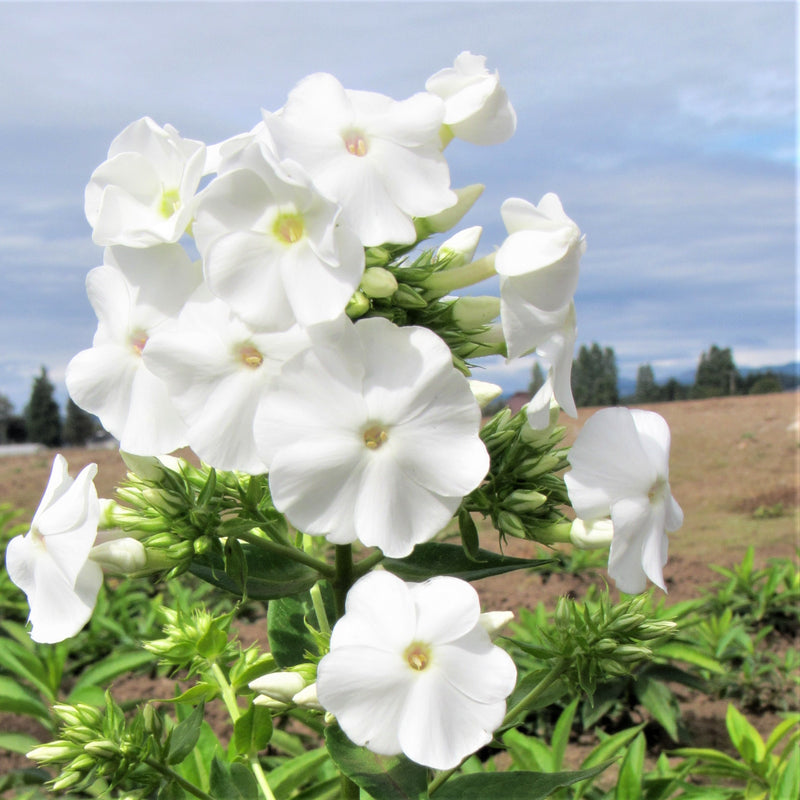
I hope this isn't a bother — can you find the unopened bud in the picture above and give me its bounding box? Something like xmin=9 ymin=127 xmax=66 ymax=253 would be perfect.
xmin=360 ymin=267 xmax=398 ymax=299
xmin=142 ymin=488 xmax=184 ymax=515
xmin=506 ymin=489 xmax=547 ymax=514
xmin=451 ymin=295 xmax=501 ymax=329
xmin=497 ymin=510 xmax=526 ymax=538
xmin=570 ymin=518 xmax=614 ymax=551
xmin=27 ymin=741 xmax=76 ymax=763
xmin=469 ymin=380 xmax=502 ymax=409
xmin=437 ymin=226 xmax=482 ymax=269
xmin=393 ymin=284 xmax=428 ymax=309
xmin=292 ymin=683 xmax=323 ymax=711
xmin=84 ymin=739 xmax=119 ymax=758
xmin=479 ymin=611 xmax=514 ymax=639
xmin=415 ymin=184 xmax=485 ymax=236
xmin=121 ymin=452 xmax=182 ymax=481
xmin=249 ymin=671 xmax=307 ymax=704
xmin=615 ymin=645 xmax=653 ymax=662
xmin=51 ymin=771 xmax=83 ymax=792
xmin=90 ymin=538 xmax=147 ymax=573
xmin=345 ymin=290 xmax=370 ymax=319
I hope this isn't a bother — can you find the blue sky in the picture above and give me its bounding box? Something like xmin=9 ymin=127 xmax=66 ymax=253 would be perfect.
xmin=0 ymin=0 xmax=796 ymax=411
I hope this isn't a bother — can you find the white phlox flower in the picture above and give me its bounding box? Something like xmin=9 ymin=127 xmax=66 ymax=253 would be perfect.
xmin=85 ymin=117 xmax=205 ymax=247
xmin=65 ymin=246 xmax=201 ymax=455
xmin=316 ymin=571 xmax=517 ymax=770
xmin=262 ymin=72 xmax=456 ymax=246
xmin=425 ymin=51 xmax=517 ymax=145
xmin=253 ymin=317 xmax=490 ymax=558
xmin=565 ymin=408 xmax=684 ymax=593
xmin=144 ymin=286 xmax=310 ymax=474
xmin=5 ymin=455 xmax=102 ymax=643
xmin=497 ymin=194 xmax=585 ymax=360
xmin=193 ymin=140 xmax=365 ymax=330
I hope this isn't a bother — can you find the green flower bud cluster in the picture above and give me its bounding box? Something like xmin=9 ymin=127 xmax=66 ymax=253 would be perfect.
xmin=464 ymin=407 xmax=572 ymax=544
xmin=113 ymin=458 xmax=278 ymax=581
xmin=27 ymin=694 xmax=163 ymax=798
xmin=144 ymin=605 xmax=239 ymax=672
xmin=511 ymin=592 xmax=677 ymax=699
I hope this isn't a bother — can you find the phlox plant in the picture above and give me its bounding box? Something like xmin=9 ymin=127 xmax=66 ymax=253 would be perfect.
xmin=4 ymin=53 xmax=687 ymax=800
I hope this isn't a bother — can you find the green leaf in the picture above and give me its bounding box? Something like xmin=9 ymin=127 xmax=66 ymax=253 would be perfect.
xmin=268 ymin=594 xmax=315 ymax=668
xmin=325 ymin=725 xmax=427 ymax=800
xmin=383 ymin=542 xmax=554 ymax=582
xmin=634 ymin=673 xmax=680 ymax=742
xmin=774 ymin=738 xmax=800 ymax=800
xmin=168 ymin=682 xmax=220 ymax=705
xmin=0 ymin=732 xmax=40 ymax=755
xmin=167 ymin=703 xmax=205 ymax=765
xmin=173 ymin=716 xmax=223 ymax=791
xmin=225 ymin=537 xmax=249 ymax=602
xmin=233 ymin=704 xmax=273 ymax=756
xmin=551 ymin=698 xmax=579 ymax=771
xmin=725 ymin=704 xmax=766 ymax=767
xmin=0 ymin=640 xmax=55 ymax=701
xmin=157 ymin=779 xmax=185 ymax=800
xmin=433 ymin=763 xmax=615 ymax=799
xmin=502 ymin=728 xmax=554 ymax=772
xmin=67 ymin=649 xmax=155 ymax=699
xmin=653 ymin=642 xmax=725 ymax=674
xmin=765 ymin=713 xmax=800 ymax=755
xmin=209 ymin=754 xmax=259 ymax=800
xmin=615 ymin=732 xmax=644 ymax=800
xmin=0 ymin=675 xmax=51 ymax=723
xmin=269 ymin=746 xmax=331 ymax=799
xmin=458 ymin=508 xmax=483 ymax=563
xmin=190 ymin=542 xmax=317 ymax=600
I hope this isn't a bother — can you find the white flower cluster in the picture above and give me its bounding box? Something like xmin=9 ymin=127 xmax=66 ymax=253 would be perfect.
xmin=5 ymin=51 xmax=683 ymax=773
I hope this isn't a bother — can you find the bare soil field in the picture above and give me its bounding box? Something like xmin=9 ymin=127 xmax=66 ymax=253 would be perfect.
xmin=1 ymin=392 xmax=798 ymax=788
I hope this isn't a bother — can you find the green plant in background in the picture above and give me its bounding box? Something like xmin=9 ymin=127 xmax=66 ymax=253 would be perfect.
xmin=673 ymin=705 xmax=800 ymax=799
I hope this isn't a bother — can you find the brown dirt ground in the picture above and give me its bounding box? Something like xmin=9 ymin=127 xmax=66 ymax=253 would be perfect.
xmin=1 ymin=392 xmax=798 ymax=789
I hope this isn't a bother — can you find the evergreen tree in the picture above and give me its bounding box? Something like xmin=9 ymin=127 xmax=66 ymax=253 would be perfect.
xmin=63 ymin=398 xmax=98 ymax=446
xmin=661 ymin=378 xmax=689 ymax=402
xmin=572 ymin=343 xmax=619 ymax=407
xmin=25 ymin=366 xmax=62 ymax=447
xmin=0 ymin=394 xmax=13 ymax=444
xmin=634 ymin=364 xmax=660 ymax=403
xmin=528 ymin=361 xmax=545 ymax=396
xmin=743 ymin=371 xmax=783 ymax=395
xmin=692 ymin=345 xmax=740 ymax=398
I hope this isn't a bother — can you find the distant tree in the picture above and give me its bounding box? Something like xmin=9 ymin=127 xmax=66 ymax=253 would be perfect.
xmin=6 ymin=416 xmax=27 ymax=443
xmin=661 ymin=378 xmax=689 ymax=402
xmin=744 ymin=371 xmax=783 ymax=395
xmin=0 ymin=394 xmax=13 ymax=444
xmin=528 ymin=361 xmax=545 ymax=396
xmin=634 ymin=364 xmax=661 ymax=403
xmin=25 ymin=366 xmax=62 ymax=447
xmin=572 ymin=343 xmax=619 ymax=407
xmin=692 ymin=345 xmax=740 ymax=398
xmin=63 ymin=398 xmax=98 ymax=446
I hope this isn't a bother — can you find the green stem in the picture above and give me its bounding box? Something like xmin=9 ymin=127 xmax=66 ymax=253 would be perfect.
xmin=144 ymin=757 xmax=217 ymax=800
xmin=238 ymin=529 xmax=336 ymax=578
xmin=428 ymin=659 xmax=568 ymax=796
xmin=310 ymin=582 xmax=331 ymax=636
xmin=351 ymin=549 xmax=385 ymax=579
xmin=210 ymin=662 xmax=276 ymax=800
xmin=421 ymin=253 xmax=497 ymax=297
xmin=332 ymin=545 xmax=355 ymax=621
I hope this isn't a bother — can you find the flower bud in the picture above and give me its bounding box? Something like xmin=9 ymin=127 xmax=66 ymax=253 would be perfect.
xmin=570 ymin=518 xmax=614 ymax=551
xmin=360 ymin=267 xmax=398 ymax=299
xmin=415 ymin=184 xmax=485 ymax=236
xmin=27 ymin=740 xmax=77 ymax=763
xmin=393 ymin=284 xmax=428 ymax=309
xmin=469 ymin=380 xmax=502 ymax=409
xmin=345 ymin=290 xmax=370 ymax=319
xmin=479 ymin=611 xmax=514 ymax=639
xmin=505 ymin=489 xmax=547 ymax=514
xmin=437 ymin=226 xmax=482 ymax=269
xmin=142 ymin=487 xmax=184 ymax=516
xmin=614 ymin=644 xmax=653 ymax=662
xmin=451 ymin=296 xmax=501 ymax=329
xmin=121 ymin=452 xmax=182 ymax=481
xmin=497 ymin=510 xmax=526 ymax=539
xmin=84 ymin=739 xmax=120 ymax=758
xmin=292 ymin=682 xmax=323 ymax=711
xmin=249 ymin=671 xmax=307 ymax=704
xmin=90 ymin=538 xmax=147 ymax=573
xmin=52 ymin=771 xmax=84 ymax=792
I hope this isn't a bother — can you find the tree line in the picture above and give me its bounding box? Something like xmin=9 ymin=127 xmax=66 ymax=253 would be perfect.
xmin=0 ymin=367 xmax=99 ymax=447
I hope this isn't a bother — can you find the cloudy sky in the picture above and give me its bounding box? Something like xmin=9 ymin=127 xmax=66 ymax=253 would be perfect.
xmin=0 ymin=0 xmax=795 ymax=411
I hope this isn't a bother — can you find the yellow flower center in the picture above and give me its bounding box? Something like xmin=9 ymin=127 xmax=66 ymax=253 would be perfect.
xmin=404 ymin=643 xmax=431 ymax=672
xmin=363 ymin=424 xmax=388 ymax=450
xmin=648 ymin=477 xmax=667 ymax=504
xmin=239 ymin=344 xmax=264 ymax=369
xmin=130 ymin=330 xmax=148 ymax=356
xmin=273 ymin=212 xmax=305 ymax=245
xmin=159 ymin=188 xmax=181 ymax=218
xmin=343 ymin=130 xmax=369 ymax=157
